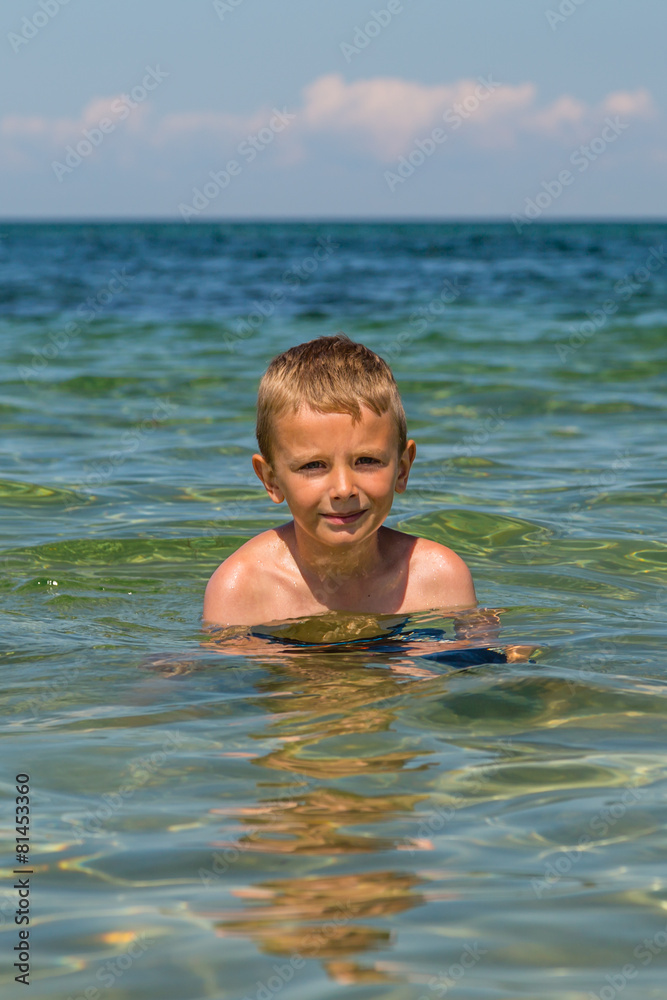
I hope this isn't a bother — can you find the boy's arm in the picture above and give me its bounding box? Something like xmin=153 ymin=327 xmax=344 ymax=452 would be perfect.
xmin=453 ymin=607 xmax=501 ymax=643
xmin=414 ymin=543 xmax=536 ymax=663
xmin=453 ymin=608 xmax=537 ymax=663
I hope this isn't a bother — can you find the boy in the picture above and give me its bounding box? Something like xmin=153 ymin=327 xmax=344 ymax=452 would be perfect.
xmin=203 ymin=333 xmax=478 ymax=629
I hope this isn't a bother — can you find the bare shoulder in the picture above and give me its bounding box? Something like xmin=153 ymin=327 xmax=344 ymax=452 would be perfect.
xmin=203 ymin=528 xmax=285 ymax=626
xmin=397 ymin=531 xmax=477 ymax=610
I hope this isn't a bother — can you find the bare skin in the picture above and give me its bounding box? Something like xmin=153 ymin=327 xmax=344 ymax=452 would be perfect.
xmin=203 ymin=405 xmax=478 ymax=628
xmin=200 ymin=404 xmax=536 ymax=663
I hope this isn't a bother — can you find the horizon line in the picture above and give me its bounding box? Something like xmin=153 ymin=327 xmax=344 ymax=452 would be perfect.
xmin=2 ymin=215 xmax=667 ymax=225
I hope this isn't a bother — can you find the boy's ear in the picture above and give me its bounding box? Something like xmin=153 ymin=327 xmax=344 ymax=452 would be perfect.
xmin=395 ymin=439 xmax=416 ymax=494
xmin=252 ymin=453 xmax=284 ymax=503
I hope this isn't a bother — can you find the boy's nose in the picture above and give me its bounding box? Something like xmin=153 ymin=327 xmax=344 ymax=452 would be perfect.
xmin=330 ymin=467 xmax=357 ymax=499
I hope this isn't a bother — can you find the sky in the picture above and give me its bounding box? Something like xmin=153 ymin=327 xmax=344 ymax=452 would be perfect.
xmin=1 ymin=0 xmax=666 ymax=219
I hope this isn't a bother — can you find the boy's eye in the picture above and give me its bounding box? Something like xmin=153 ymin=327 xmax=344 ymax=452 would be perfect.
xmin=298 ymin=457 xmax=381 ymax=470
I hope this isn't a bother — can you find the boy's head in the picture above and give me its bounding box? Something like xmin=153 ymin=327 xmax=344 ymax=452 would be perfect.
xmin=255 ymin=334 xmax=407 ymax=464
xmin=252 ymin=335 xmax=415 ymax=552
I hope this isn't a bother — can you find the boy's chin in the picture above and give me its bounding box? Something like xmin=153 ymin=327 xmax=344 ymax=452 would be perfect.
xmin=298 ymin=516 xmax=376 ymax=541
xmin=317 ymin=522 xmax=369 ymax=538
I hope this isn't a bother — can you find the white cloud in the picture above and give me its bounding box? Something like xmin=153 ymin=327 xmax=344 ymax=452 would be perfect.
xmin=0 ymin=94 xmax=153 ymax=170
xmin=521 ymin=87 xmax=657 ymax=142
xmin=151 ymin=109 xmax=267 ymax=146
xmin=522 ymin=94 xmax=588 ymax=138
xmin=297 ymin=73 xmax=541 ymax=159
xmin=293 ymin=76 xmax=658 ymax=159
xmin=601 ymin=88 xmax=655 ymax=119
xmin=0 ymin=76 xmax=659 ymax=173
xmin=299 ymin=73 xmax=457 ymax=159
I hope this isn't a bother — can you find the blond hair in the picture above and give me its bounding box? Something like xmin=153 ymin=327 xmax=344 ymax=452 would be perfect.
xmin=256 ymin=334 xmax=407 ymax=461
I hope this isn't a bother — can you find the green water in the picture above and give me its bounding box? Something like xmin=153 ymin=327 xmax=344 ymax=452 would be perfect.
xmin=1 ymin=222 xmax=666 ymax=999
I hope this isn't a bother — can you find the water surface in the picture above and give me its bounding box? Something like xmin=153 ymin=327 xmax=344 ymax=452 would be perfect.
xmin=1 ymin=221 xmax=666 ymax=999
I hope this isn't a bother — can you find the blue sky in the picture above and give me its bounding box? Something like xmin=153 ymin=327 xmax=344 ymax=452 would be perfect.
xmin=1 ymin=0 xmax=665 ymax=219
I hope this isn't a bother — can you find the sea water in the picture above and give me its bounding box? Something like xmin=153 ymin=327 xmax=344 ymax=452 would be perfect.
xmin=1 ymin=221 xmax=666 ymax=999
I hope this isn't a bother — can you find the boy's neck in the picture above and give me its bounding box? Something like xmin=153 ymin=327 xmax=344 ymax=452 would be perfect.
xmin=287 ymin=521 xmax=385 ymax=588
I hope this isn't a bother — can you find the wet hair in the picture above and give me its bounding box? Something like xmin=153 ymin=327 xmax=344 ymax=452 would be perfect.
xmin=256 ymin=333 xmax=407 ymax=462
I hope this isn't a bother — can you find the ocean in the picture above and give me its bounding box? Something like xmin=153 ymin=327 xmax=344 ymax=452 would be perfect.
xmin=1 ymin=220 xmax=666 ymax=999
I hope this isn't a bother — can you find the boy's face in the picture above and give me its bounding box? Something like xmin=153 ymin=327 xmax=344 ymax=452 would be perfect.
xmin=252 ymin=404 xmax=416 ymax=550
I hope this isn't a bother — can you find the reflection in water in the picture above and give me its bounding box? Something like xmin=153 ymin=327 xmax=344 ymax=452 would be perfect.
xmin=138 ymin=609 xmax=536 ymax=986
xmin=217 ymin=871 xmax=423 ymax=984
xmin=193 ymin=618 xmax=484 ymax=985
xmin=210 ymin=786 xmax=425 ymax=854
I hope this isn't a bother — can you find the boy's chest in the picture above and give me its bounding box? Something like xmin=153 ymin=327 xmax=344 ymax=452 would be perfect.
xmin=273 ymin=560 xmax=413 ymax=617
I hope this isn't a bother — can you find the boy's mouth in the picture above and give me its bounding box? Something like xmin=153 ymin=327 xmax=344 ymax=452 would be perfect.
xmin=320 ymin=509 xmax=368 ymax=524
